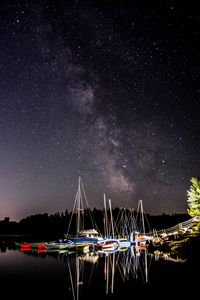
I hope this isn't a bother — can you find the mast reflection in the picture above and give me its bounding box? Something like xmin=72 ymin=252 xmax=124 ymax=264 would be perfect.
xmin=65 ymin=245 xmax=150 ymax=300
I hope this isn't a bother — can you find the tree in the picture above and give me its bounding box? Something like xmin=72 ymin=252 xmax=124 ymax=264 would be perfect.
xmin=187 ymin=177 xmax=200 ymax=217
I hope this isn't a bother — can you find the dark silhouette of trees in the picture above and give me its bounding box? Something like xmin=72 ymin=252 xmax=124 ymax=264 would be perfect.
xmin=0 ymin=217 xmax=19 ymax=235
xmin=0 ymin=209 xmax=190 ymax=237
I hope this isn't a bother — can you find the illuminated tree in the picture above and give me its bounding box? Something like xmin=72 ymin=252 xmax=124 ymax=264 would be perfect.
xmin=187 ymin=177 xmax=200 ymax=217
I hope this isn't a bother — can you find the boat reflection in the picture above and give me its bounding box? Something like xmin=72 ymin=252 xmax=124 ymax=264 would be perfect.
xmin=2 ymin=241 xmax=187 ymax=300
xmin=65 ymin=251 xmax=99 ymax=300
xmin=65 ymin=245 xmax=150 ymax=300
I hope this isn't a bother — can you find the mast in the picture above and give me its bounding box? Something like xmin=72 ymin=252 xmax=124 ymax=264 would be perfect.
xmin=66 ymin=175 xmax=98 ymax=237
xmin=109 ymin=199 xmax=115 ymax=238
xmin=140 ymin=200 xmax=145 ymax=235
xmin=137 ymin=199 xmax=145 ymax=235
xmin=104 ymin=193 xmax=108 ymax=238
xmin=76 ymin=176 xmax=81 ymax=235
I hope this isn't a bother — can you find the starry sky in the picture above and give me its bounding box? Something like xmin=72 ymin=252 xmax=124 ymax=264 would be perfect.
xmin=0 ymin=0 xmax=200 ymax=221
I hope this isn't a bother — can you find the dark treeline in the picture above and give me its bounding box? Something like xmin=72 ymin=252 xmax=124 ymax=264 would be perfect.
xmin=0 ymin=208 xmax=190 ymax=239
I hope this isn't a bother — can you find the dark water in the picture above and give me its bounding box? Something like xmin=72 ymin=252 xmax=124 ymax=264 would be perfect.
xmin=0 ymin=240 xmax=198 ymax=299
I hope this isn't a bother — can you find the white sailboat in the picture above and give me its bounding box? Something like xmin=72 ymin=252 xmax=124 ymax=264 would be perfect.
xmin=65 ymin=176 xmax=104 ymax=246
xmin=95 ymin=196 xmax=119 ymax=252
xmin=134 ymin=200 xmax=153 ymax=246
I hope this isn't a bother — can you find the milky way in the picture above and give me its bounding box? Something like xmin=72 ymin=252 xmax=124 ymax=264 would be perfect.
xmin=0 ymin=0 xmax=200 ymax=220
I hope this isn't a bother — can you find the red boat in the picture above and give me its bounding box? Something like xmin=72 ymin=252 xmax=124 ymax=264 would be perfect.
xmin=95 ymin=239 xmax=119 ymax=251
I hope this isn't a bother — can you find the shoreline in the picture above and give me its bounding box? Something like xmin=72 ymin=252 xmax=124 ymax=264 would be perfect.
xmin=148 ymin=231 xmax=200 ymax=261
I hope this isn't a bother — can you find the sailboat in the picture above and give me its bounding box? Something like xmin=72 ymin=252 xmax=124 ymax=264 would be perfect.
xmin=115 ymin=207 xmax=135 ymax=248
xmin=95 ymin=196 xmax=119 ymax=252
xmin=133 ymin=200 xmax=153 ymax=246
xmin=64 ymin=176 xmax=105 ymax=247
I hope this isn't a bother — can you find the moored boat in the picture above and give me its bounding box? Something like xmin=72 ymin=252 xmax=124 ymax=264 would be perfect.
xmin=94 ymin=239 xmax=119 ymax=251
xmin=117 ymin=238 xmax=132 ymax=248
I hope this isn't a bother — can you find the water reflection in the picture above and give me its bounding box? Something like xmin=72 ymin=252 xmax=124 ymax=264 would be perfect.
xmin=59 ymin=247 xmax=150 ymax=300
xmin=0 ymin=239 xmax=189 ymax=300
xmin=13 ymin=244 xmax=151 ymax=299
xmin=0 ymin=240 xmax=7 ymax=253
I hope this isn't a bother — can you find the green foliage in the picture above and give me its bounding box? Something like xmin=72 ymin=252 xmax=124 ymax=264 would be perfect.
xmin=187 ymin=177 xmax=200 ymax=217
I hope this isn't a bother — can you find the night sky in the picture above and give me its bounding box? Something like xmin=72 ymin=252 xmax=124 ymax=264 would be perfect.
xmin=0 ymin=0 xmax=200 ymax=221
